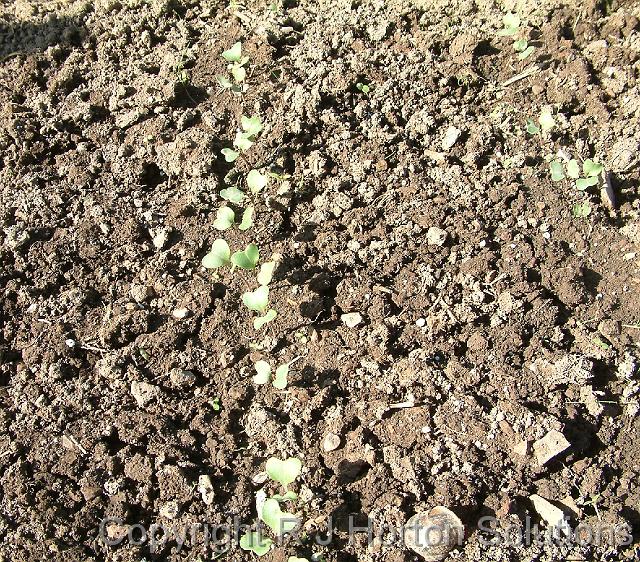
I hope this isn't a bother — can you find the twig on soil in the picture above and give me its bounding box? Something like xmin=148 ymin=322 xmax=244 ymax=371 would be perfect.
xmin=501 ymin=65 xmax=539 ymax=87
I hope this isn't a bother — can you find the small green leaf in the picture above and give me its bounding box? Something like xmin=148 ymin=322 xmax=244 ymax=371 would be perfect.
xmin=261 ymin=498 xmax=299 ymax=536
xmin=202 ymin=239 xmax=231 ymax=269
xmin=513 ymin=38 xmax=528 ymax=52
xmin=239 ymin=206 xmax=254 ymax=231
xmin=518 ymin=46 xmax=535 ymax=60
xmin=572 ymin=202 xmax=591 ymax=218
xmin=253 ymin=360 xmax=271 ymax=384
xmin=266 ymin=457 xmax=302 ymax=487
xmin=213 ymin=206 xmax=235 ymax=230
xmin=550 ymin=160 xmax=565 ymax=182
xmin=583 ymin=159 xmax=604 ymax=177
xmin=539 ymin=108 xmax=556 ymax=132
xmin=257 ymin=261 xmax=276 ymax=286
xmin=273 ymin=363 xmax=290 ymax=390
xmin=231 ymin=64 xmax=246 ymax=83
xmin=221 ymin=148 xmax=239 ymax=162
xmin=239 ymin=531 xmax=272 ymax=556
xmin=234 ymin=131 xmax=254 ymax=151
xmin=222 ymin=42 xmax=242 ymax=62
xmin=254 ymin=309 xmax=277 ymax=330
xmin=217 ymin=75 xmax=233 ymax=89
xmin=525 ymin=119 xmax=540 ymax=135
xmin=231 ymin=243 xmax=259 ymax=269
xmin=273 ymin=491 xmax=298 ymax=502
xmin=247 ymin=169 xmax=269 ymax=193
xmin=566 ymin=159 xmax=581 ymax=179
xmin=503 ymin=12 xmax=521 ymax=29
xmin=576 ymin=176 xmax=599 ymax=190
xmin=242 ymin=285 xmax=269 ymax=313
xmin=220 ymin=186 xmax=246 ymax=204
xmin=593 ymin=335 xmax=611 ymax=350
xmin=242 ymin=115 xmax=263 ymax=137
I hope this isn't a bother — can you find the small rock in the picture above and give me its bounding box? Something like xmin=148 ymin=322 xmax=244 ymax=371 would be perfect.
xmin=81 ymin=485 xmax=101 ymax=501
xmin=322 ymin=433 xmax=341 ymax=452
xmin=426 ymin=227 xmax=447 ymax=246
xmin=130 ymin=283 xmax=154 ymax=303
xmin=159 ymin=501 xmax=179 ymax=519
xmin=198 ymin=475 xmax=215 ymax=505
xmin=405 ymin=506 xmax=464 ymax=561
xmin=151 ymin=228 xmax=169 ymax=249
xmin=580 ymin=386 xmax=604 ymax=417
xmin=609 ymin=137 xmax=639 ymax=172
xmin=533 ymin=430 xmax=570 ymax=466
xmin=169 ymin=369 xmax=196 ymax=388
xmin=341 ymin=312 xmax=363 ymax=328
xmin=513 ymin=439 xmax=530 ymax=457
xmin=529 ymin=495 xmax=570 ymax=534
xmin=441 ymin=126 xmax=461 ymax=150
xmin=172 ymin=307 xmax=190 ymax=319
xmin=416 ymin=318 xmax=426 ymax=327
xmin=131 ymin=381 xmax=160 ymax=407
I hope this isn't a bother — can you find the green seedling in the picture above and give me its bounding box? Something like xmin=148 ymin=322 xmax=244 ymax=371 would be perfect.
xmin=239 ymin=206 xmax=254 ymax=230
xmin=220 ymin=42 xmax=250 ymax=85
xmin=356 ymin=82 xmax=370 ymax=94
xmin=257 ymin=261 xmax=276 ymax=285
xmin=538 ymin=108 xmax=556 ymax=132
xmin=273 ymin=490 xmax=298 ymax=502
xmin=220 ymin=186 xmax=246 ymax=204
xmin=261 ymin=498 xmax=299 ymax=536
xmin=575 ymin=159 xmax=604 ymax=190
xmin=253 ymin=358 xmax=299 ymax=389
xmin=525 ymin=119 xmax=540 ymax=135
xmin=265 ymin=456 xmax=302 ymax=488
xmin=231 ymin=243 xmax=259 ymax=269
xmin=550 ymin=160 xmax=565 ymax=182
xmin=202 ymin=239 xmax=231 ymax=269
xmin=513 ymin=38 xmax=534 ymax=60
xmin=214 ymin=207 xmax=235 ymax=230
xmin=497 ymin=12 xmax=520 ymax=36
xmin=566 ymin=159 xmax=581 ymax=179
xmin=222 ymin=42 xmax=242 ymax=62
xmin=210 ymin=396 xmax=221 ymax=411
xmin=233 ymin=115 xmax=264 ymax=153
xmin=221 ymin=148 xmax=239 ymax=162
xmin=247 ymin=169 xmax=269 ymax=193
xmin=572 ymin=202 xmax=591 ymax=218
xmin=254 ymin=309 xmax=277 ymax=330
xmin=242 ymin=285 xmax=269 ymax=313
xmin=239 ymin=531 xmax=272 ymax=556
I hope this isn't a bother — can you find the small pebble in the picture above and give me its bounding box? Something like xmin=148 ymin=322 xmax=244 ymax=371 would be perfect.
xmin=322 ymin=433 xmax=341 ymax=452
xmin=341 ymin=312 xmax=363 ymax=328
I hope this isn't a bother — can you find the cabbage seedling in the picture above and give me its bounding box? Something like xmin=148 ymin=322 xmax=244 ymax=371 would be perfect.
xmin=260 ymin=498 xmax=299 ymax=536
xmin=266 ymin=456 xmax=302 ymax=488
xmin=202 ymin=239 xmax=231 ymax=268
xmin=240 ymin=206 xmax=254 ymax=231
xmin=572 ymin=202 xmax=591 ymax=218
xmin=239 ymin=531 xmax=272 ymax=556
xmin=221 ymin=148 xmax=239 ymax=162
xmin=254 ymin=309 xmax=277 ymax=330
xmin=497 ymin=12 xmax=520 ymax=36
xmin=513 ymin=38 xmax=534 ymax=60
xmin=232 ymin=243 xmax=259 ymax=269
xmin=525 ymin=119 xmax=540 ymax=135
xmin=220 ymin=42 xmax=250 ymax=85
xmin=220 ymin=186 xmax=246 ymax=204
xmin=576 ymin=159 xmax=604 ymax=190
xmin=213 ymin=207 xmax=235 ymax=230
xmin=242 ymin=285 xmax=269 ymax=313
xmin=253 ymin=358 xmax=299 ymax=389
xmin=247 ymin=169 xmax=269 ymax=193
xmin=356 ymin=82 xmax=370 ymax=94
xmin=222 ymin=41 xmax=242 ymax=62
xmin=550 ymin=160 xmax=565 ymax=182
xmin=233 ymin=115 xmax=264 ymax=153
xmin=257 ymin=261 xmax=276 ymax=285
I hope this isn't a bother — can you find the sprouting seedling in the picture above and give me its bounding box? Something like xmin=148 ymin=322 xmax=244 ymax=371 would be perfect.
xmin=220 ymin=185 xmax=245 ymax=203
xmin=260 ymin=498 xmax=299 ymax=536
xmin=220 ymin=41 xmax=250 ymax=85
xmin=538 ymin=107 xmax=556 ymax=132
xmin=265 ymin=456 xmax=302 ymax=488
xmin=231 ymin=243 xmax=259 ymax=269
xmin=239 ymin=531 xmax=272 ymax=556
xmin=247 ymin=169 xmax=269 ymax=194
xmin=213 ymin=207 xmax=235 ymax=230
xmin=513 ymin=38 xmax=534 ymax=60
xmin=550 ymin=160 xmax=565 ymax=182
xmin=253 ymin=357 xmax=300 ymax=389
xmin=257 ymin=261 xmax=276 ymax=285
xmin=525 ymin=119 xmax=540 ymax=135
xmin=576 ymin=159 xmax=604 ymax=190
xmin=242 ymin=285 xmax=269 ymax=313
xmin=497 ymin=12 xmax=520 ymax=36
xmin=254 ymin=309 xmax=277 ymax=330
xmin=572 ymin=202 xmax=591 ymax=218
xmin=231 ymin=115 xmax=264 ymax=154
xmin=356 ymin=82 xmax=370 ymax=94
xmin=239 ymin=206 xmax=254 ymax=230
xmin=202 ymin=239 xmax=231 ymax=269
xmin=210 ymin=396 xmax=221 ymax=411
xmin=221 ymin=148 xmax=239 ymax=162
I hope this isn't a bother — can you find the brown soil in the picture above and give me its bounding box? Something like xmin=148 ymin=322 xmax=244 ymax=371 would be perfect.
xmin=1 ymin=0 xmax=640 ymax=561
